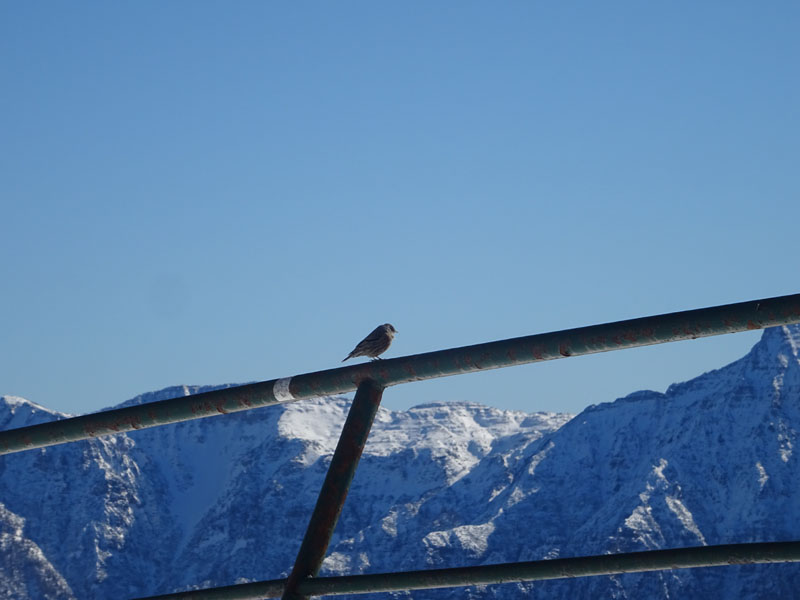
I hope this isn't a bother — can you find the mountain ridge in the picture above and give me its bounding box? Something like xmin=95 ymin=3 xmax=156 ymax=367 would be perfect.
xmin=1 ymin=325 xmax=799 ymax=598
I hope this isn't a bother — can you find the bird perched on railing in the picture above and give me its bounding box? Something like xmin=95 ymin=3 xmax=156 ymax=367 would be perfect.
xmin=343 ymin=323 xmax=397 ymax=362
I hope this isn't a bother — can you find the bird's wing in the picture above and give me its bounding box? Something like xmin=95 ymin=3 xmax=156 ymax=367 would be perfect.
xmin=362 ymin=326 xmax=384 ymax=343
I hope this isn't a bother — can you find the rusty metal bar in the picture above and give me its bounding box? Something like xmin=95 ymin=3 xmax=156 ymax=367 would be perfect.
xmin=281 ymin=379 xmax=384 ymax=600
xmin=135 ymin=540 xmax=800 ymax=599
xmin=3 ymin=293 xmax=800 ymax=455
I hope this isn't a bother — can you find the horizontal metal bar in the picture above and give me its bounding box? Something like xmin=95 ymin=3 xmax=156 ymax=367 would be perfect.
xmin=3 ymin=293 xmax=800 ymax=455
xmin=135 ymin=541 xmax=800 ymax=599
xmin=282 ymin=380 xmax=385 ymax=600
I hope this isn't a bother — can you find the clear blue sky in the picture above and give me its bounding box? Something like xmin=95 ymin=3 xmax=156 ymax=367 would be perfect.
xmin=2 ymin=2 xmax=798 ymax=416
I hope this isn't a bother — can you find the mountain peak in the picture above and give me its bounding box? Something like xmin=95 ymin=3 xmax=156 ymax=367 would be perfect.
xmin=0 ymin=395 xmax=67 ymax=431
xmin=756 ymin=324 xmax=800 ymax=359
xmin=729 ymin=324 xmax=800 ymax=389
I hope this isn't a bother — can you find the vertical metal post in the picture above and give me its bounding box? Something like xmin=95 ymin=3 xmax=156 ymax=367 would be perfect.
xmin=281 ymin=379 xmax=385 ymax=600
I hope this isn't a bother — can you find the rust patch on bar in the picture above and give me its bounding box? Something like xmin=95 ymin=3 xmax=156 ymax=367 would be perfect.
xmin=747 ymin=320 xmax=760 ymax=330
xmin=81 ymin=414 xmax=143 ymax=437
xmin=472 ymin=352 xmax=493 ymax=370
xmin=559 ymin=344 xmax=572 ymax=357
xmin=192 ymin=401 xmax=216 ymax=416
xmin=621 ymin=328 xmax=652 ymax=343
xmin=463 ymin=354 xmax=480 ymax=370
xmin=584 ymin=335 xmax=607 ymax=350
xmin=679 ymin=326 xmax=699 ymax=339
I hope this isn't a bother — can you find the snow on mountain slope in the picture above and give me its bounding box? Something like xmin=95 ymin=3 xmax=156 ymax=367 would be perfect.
xmin=403 ymin=324 xmax=800 ymax=598
xmin=0 ymin=423 xmax=180 ymax=599
xmin=0 ymin=503 xmax=75 ymax=600
xmin=1 ymin=325 xmax=800 ymax=599
xmin=163 ymin=398 xmax=569 ymax=590
xmin=0 ymin=396 xmax=70 ymax=431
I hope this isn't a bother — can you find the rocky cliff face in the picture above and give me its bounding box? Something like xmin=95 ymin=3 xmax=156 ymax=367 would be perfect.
xmin=1 ymin=326 xmax=799 ymax=599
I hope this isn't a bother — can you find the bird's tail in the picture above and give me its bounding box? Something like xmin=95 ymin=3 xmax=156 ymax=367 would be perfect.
xmin=342 ymin=354 xmax=352 ymax=362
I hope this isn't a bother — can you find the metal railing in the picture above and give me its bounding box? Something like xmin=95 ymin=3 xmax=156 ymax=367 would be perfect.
xmin=137 ymin=541 xmax=800 ymax=599
xmin=3 ymin=293 xmax=800 ymax=598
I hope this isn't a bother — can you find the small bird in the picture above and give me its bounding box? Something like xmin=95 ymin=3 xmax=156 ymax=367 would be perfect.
xmin=342 ymin=324 xmax=397 ymax=362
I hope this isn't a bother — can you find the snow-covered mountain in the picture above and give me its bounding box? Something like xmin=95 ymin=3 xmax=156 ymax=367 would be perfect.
xmin=1 ymin=325 xmax=800 ymax=599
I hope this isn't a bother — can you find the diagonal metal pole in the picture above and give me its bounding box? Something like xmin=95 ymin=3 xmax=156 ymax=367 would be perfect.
xmin=281 ymin=378 xmax=385 ymax=600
